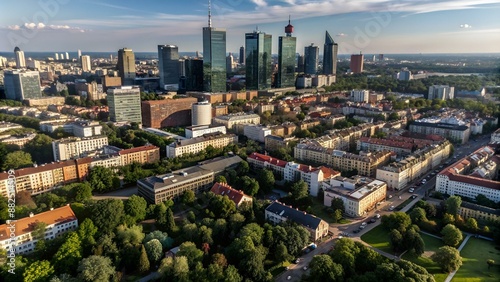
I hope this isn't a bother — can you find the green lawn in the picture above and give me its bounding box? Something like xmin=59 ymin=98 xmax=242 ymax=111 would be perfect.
xmin=308 ymin=198 xmax=338 ymax=223
xmin=402 ymin=233 xmax=447 ymax=282
xmin=452 ymin=237 xmax=500 ymax=282
xmin=360 ymin=224 xmax=392 ymax=253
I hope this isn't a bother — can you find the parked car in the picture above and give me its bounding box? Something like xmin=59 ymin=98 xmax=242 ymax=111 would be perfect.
xmin=388 ymin=195 xmax=393 ymax=199
xmin=389 ymin=206 xmax=395 ymax=211
xmin=375 ymin=214 xmax=381 ymax=219
xmin=411 ymin=194 xmax=418 ymax=199
xmin=369 ymin=218 xmax=376 ymax=223
xmin=359 ymin=225 xmax=366 ymax=229
xmin=361 ymin=222 xmax=367 ymax=226
xmin=303 ymin=266 xmax=308 ymax=271
xmin=287 ymin=276 xmax=292 ymax=280
xmin=353 ymin=229 xmax=360 ymax=233
xmin=409 ymin=188 xmax=414 ymax=193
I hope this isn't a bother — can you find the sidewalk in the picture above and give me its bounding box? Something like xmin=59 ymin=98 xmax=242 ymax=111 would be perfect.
xmin=443 ymin=234 xmax=472 ymax=282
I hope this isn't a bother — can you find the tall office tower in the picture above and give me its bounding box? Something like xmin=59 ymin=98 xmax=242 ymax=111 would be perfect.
xmin=81 ymin=55 xmax=91 ymax=72
xmin=117 ymin=48 xmax=136 ymax=86
xmin=277 ymin=17 xmax=297 ymax=88
xmin=192 ymin=101 xmax=212 ymax=126
xmin=185 ymin=58 xmax=204 ymax=91
xmin=226 ymin=53 xmax=234 ymax=73
xmin=350 ymin=53 xmax=364 ymax=73
xmin=239 ymin=46 xmax=245 ymax=64
xmin=0 ymin=56 xmax=7 ymax=67
xmin=297 ymin=55 xmax=304 ymax=73
xmin=65 ymin=52 xmax=69 ymax=60
xmin=323 ymin=31 xmax=338 ymax=76
xmin=77 ymin=49 xmax=82 ymax=59
xmin=107 ymin=86 xmax=142 ymax=123
xmin=60 ymin=53 xmax=64 ymax=61
xmin=428 ymin=85 xmax=455 ymax=100
xmin=196 ymin=51 xmax=200 ymax=58
xmin=304 ymin=44 xmax=319 ymax=75
xmin=27 ymin=59 xmax=40 ymax=70
xmin=245 ymin=30 xmax=272 ymax=90
xmin=55 ymin=53 xmax=59 ymax=60
xmin=158 ymin=45 xmax=180 ymax=90
xmin=4 ymin=70 xmax=42 ymax=101
xmin=14 ymin=47 xmax=26 ymax=69
xmin=202 ymin=0 xmax=227 ymax=93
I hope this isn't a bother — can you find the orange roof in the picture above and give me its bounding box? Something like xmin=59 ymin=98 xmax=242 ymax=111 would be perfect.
xmin=0 ymin=205 xmax=77 ymax=240
xmin=118 ymin=145 xmax=159 ymax=155
xmin=210 ymin=182 xmax=251 ymax=206
xmin=248 ymin=152 xmax=288 ymax=168
xmin=319 ymin=166 xmax=341 ymax=178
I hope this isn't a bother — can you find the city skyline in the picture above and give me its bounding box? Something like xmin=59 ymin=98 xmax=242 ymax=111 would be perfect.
xmin=1 ymin=0 xmax=500 ymax=54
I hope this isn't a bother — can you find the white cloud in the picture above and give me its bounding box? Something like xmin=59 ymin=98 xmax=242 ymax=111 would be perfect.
xmin=7 ymin=25 xmax=20 ymax=30
xmin=6 ymin=22 xmax=86 ymax=32
xmin=336 ymin=33 xmax=347 ymax=37
xmin=251 ymin=0 xmax=268 ymax=7
xmin=460 ymin=24 xmax=472 ymax=28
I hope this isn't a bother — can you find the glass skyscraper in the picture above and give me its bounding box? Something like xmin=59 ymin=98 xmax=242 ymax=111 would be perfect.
xmin=202 ymin=27 xmax=227 ymax=92
xmin=304 ymin=44 xmax=319 ymax=75
xmin=117 ymin=48 xmax=136 ymax=86
xmin=158 ymin=45 xmax=180 ymax=90
xmin=277 ymin=19 xmax=297 ymax=88
xmin=323 ymin=31 xmax=338 ymax=75
xmin=245 ymin=31 xmax=272 ymax=90
xmin=4 ymin=70 xmax=42 ymax=101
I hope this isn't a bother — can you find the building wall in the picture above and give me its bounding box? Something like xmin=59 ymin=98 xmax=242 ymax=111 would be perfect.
xmin=52 ymin=136 xmax=109 ymax=161
xmin=166 ymin=134 xmax=238 ymax=158
xmin=141 ymin=98 xmax=197 ymax=128
xmin=107 ymin=86 xmax=142 ymax=123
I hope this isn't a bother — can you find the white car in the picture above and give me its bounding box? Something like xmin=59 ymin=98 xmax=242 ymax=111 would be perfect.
xmin=409 ymin=188 xmax=415 ymax=193
xmin=389 ymin=206 xmax=395 ymax=211
xmin=375 ymin=214 xmax=381 ymax=219
xmin=287 ymin=275 xmax=292 ymax=280
xmin=361 ymin=222 xmax=367 ymax=226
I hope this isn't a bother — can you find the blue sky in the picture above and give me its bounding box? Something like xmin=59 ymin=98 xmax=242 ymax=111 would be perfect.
xmin=1 ymin=0 xmax=500 ymax=54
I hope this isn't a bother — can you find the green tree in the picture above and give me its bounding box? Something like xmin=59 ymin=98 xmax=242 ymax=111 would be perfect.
xmin=487 ymin=259 xmax=495 ymax=269
xmin=257 ymin=169 xmax=275 ymax=193
xmin=24 ymin=134 xmax=53 ymax=164
xmin=215 ymin=175 xmax=227 ymax=183
xmin=381 ymin=212 xmax=412 ymax=233
xmin=432 ymin=246 xmax=462 ymax=273
xmin=72 ymin=182 xmax=93 ymax=202
xmin=3 ymin=151 xmax=33 ymax=170
xmin=275 ymin=242 xmax=292 ymax=264
xmin=173 ymin=256 xmax=190 ymax=281
xmin=77 ymin=255 xmax=115 ymax=282
xmin=211 ymin=194 xmax=236 ymax=218
xmin=177 ymin=241 xmax=204 ymax=268
xmin=446 ymin=195 xmax=462 ymax=215
xmin=166 ymin=208 xmax=176 ymax=233
xmin=465 ymin=218 xmax=478 ymax=232
xmin=390 ymin=229 xmax=404 ymax=252
xmin=125 ymin=195 xmax=147 ymax=223
xmin=52 ymin=232 xmax=82 ymax=274
xmin=441 ymin=224 xmax=463 ymax=247
xmin=331 ymin=198 xmax=345 ymax=213
xmin=77 ymin=218 xmax=98 ymax=256
xmin=239 ymin=223 xmax=264 ymax=245
xmin=138 ymin=245 xmax=150 ymax=274
xmin=23 ymin=260 xmax=54 ymax=282
xmin=223 ymin=265 xmax=243 ymax=282
xmin=309 ymin=254 xmax=344 ymax=282
xmin=88 ymin=199 xmax=124 ymax=234
xmin=32 ymin=222 xmax=47 ymax=240
xmin=409 ymin=207 xmax=427 ymax=223
xmin=291 ymin=180 xmax=309 ymax=201
xmin=182 ymin=190 xmax=196 ymax=205
xmin=145 ymin=239 xmax=164 ymax=265
xmin=88 ymin=166 xmax=119 ymax=193
xmin=117 ymin=225 xmax=145 ymax=246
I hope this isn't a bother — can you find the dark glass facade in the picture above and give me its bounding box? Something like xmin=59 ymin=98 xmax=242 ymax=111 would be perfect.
xmin=158 ymin=45 xmax=180 ymax=88
xmin=323 ymin=31 xmax=338 ymax=75
xmin=203 ymin=27 xmax=227 ymax=93
xmin=277 ymin=36 xmax=296 ymax=88
xmin=245 ymin=32 xmax=272 ymax=90
xmin=304 ymin=44 xmax=319 ymax=75
xmin=185 ymin=59 xmax=204 ymax=91
xmin=117 ymin=48 xmax=136 ymax=86
xmin=4 ymin=70 xmax=42 ymax=101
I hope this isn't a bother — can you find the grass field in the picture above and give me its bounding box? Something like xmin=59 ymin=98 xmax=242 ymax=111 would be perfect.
xmin=452 ymin=237 xmax=500 ymax=282
xmin=402 ymin=233 xmax=448 ymax=282
xmin=360 ymin=224 xmax=392 ymax=253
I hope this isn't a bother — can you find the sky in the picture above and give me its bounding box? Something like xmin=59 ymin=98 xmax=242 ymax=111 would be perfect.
xmin=1 ymin=0 xmax=500 ymax=55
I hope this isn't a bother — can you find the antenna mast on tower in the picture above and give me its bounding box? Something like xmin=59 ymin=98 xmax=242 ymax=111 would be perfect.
xmin=208 ymin=0 xmax=212 ymax=27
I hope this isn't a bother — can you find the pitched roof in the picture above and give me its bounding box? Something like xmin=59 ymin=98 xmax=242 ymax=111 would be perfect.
xmin=248 ymin=152 xmax=287 ymax=168
xmin=210 ymin=182 xmax=251 ymax=206
xmin=118 ymin=145 xmax=159 ymax=155
xmin=266 ymin=201 xmax=324 ymax=229
xmin=0 ymin=205 xmax=77 ymax=240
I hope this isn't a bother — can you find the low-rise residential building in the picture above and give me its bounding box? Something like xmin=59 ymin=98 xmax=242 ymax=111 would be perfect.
xmin=40 ymin=121 xmax=102 ymax=138
xmin=137 ymin=155 xmax=242 ymax=204
xmin=294 ymin=143 xmax=393 ymax=177
xmin=436 ymin=146 xmax=500 ymax=202
xmin=323 ymin=176 xmax=387 ymax=217
xmin=264 ymin=135 xmax=296 ymax=152
xmin=212 ymin=112 xmax=260 ymax=129
xmin=185 ymin=125 xmax=227 ymax=139
xmin=210 ymin=182 xmax=253 ymax=207
xmin=0 ymin=133 xmax=36 ymax=148
xmin=243 ymin=124 xmax=272 ymax=143
xmin=284 ymin=162 xmax=341 ymax=196
xmin=0 ymin=205 xmax=78 ymax=255
xmin=248 ymin=152 xmax=288 ymax=177
xmin=491 ymin=128 xmax=500 ymax=143
xmin=52 ymin=136 xmax=108 ymax=161
xmin=265 ymin=201 xmax=329 ymax=242
xmin=377 ymin=140 xmax=452 ymax=190
xmin=459 ymin=202 xmax=500 ymax=222
xmin=0 ymin=121 xmax=22 ymax=133
xmin=166 ymin=133 xmax=238 ymax=158
xmin=357 ymin=136 xmax=436 ymax=157
xmin=118 ymin=145 xmax=160 ymax=166
xmin=410 ymin=120 xmax=470 ymax=144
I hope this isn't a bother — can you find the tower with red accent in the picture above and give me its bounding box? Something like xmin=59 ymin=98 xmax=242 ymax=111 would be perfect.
xmin=277 ymin=16 xmax=297 ymax=88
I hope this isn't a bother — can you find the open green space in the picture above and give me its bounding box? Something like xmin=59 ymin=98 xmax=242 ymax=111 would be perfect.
xmin=360 ymin=224 xmax=392 ymax=253
xmin=452 ymin=237 xmax=500 ymax=282
xmin=402 ymin=233 xmax=447 ymax=282
xmin=308 ymin=198 xmax=342 ymax=224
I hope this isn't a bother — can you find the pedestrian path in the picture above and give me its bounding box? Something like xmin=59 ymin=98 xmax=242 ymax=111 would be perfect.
xmin=443 ymin=234 xmax=472 ymax=282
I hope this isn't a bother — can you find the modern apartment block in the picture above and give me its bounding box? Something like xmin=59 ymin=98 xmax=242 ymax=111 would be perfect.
xmin=294 ymin=144 xmax=393 ymax=177
xmin=351 ymin=89 xmax=370 ymax=103
xmin=107 ymin=86 xmax=142 ymax=124
xmin=166 ymin=133 xmax=238 ymax=158
xmin=52 ymin=136 xmax=108 ymax=161
xmin=436 ymin=146 xmax=500 ymax=202
xmin=141 ymin=97 xmax=198 ymax=128
xmin=212 ymin=112 xmax=261 ymax=129
xmin=376 ymin=140 xmax=452 ymax=190
xmin=409 ymin=120 xmax=470 ymax=144
xmin=428 ymin=85 xmax=454 ymax=100
xmin=243 ymin=124 xmax=272 ymax=143
xmin=0 ymin=205 xmax=78 ymax=255
xmin=265 ymin=201 xmax=329 ymax=242
xmin=185 ymin=125 xmax=227 ymax=139
xmin=137 ymin=155 xmax=242 ymax=204
xmin=323 ymin=176 xmax=387 ymax=217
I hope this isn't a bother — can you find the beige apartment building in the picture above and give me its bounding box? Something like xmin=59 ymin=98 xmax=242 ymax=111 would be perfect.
xmin=52 ymin=136 xmax=108 ymax=161
xmin=376 ymin=140 xmax=452 ymax=190
xmin=166 ymin=133 xmax=238 ymax=158
xmin=294 ymin=143 xmax=393 ymax=177
xmin=323 ymin=176 xmax=387 ymax=217
xmin=264 ymin=135 xmax=297 ymax=152
xmin=119 ymin=145 xmax=160 ymax=166
xmin=212 ymin=112 xmax=261 ymax=129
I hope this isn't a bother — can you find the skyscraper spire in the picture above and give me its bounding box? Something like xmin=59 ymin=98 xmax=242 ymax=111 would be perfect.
xmin=208 ymin=0 xmax=212 ymax=28
xmin=285 ymin=15 xmax=294 ymax=37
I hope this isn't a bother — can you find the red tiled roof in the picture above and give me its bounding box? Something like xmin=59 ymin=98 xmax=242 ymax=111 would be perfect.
xmin=0 ymin=205 xmax=77 ymax=240
xmin=448 ymin=174 xmax=500 ymax=190
xmin=210 ymin=182 xmax=251 ymax=206
xmin=118 ymin=145 xmax=159 ymax=155
xmin=248 ymin=152 xmax=287 ymax=168
xmin=319 ymin=166 xmax=341 ymax=178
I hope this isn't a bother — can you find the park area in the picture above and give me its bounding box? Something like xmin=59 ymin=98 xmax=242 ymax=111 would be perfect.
xmin=361 ymin=225 xmax=500 ymax=282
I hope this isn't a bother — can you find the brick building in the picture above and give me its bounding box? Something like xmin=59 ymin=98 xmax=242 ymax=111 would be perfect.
xmin=141 ymin=97 xmax=198 ymax=128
